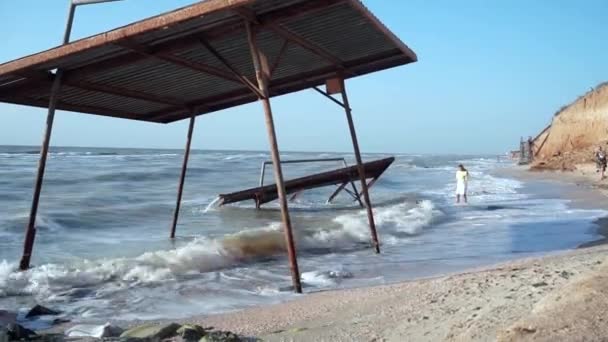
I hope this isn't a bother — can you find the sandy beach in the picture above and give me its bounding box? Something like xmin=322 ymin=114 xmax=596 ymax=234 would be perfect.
xmin=183 ymin=245 xmax=607 ymax=342
xmin=172 ymin=166 xmax=608 ymax=342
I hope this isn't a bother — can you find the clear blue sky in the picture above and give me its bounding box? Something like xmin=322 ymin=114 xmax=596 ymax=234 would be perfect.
xmin=0 ymin=0 xmax=606 ymax=154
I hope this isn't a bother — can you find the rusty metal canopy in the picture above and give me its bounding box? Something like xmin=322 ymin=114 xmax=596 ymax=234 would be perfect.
xmin=0 ymin=0 xmax=417 ymax=123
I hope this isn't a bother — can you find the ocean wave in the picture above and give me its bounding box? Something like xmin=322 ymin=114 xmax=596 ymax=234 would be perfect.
xmin=330 ymin=200 xmax=441 ymax=244
xmin=423 ymin=173 xmax=524 ymax=202
xmin=1 ymin=213 xmax=66 ymax=233
xmin=0 ymin=237 xmax=239 ymax=298
xmin=0 ymin=200 xmax=441 ymax=299
xmin=222 ymin=153 xmax=268 ymax=161
xmin=92 ymin=170 xmax=175 ymax=182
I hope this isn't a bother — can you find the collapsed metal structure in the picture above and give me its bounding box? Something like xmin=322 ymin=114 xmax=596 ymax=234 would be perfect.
xmin=218 ymin=157 xmax=395 ymax=208
xmin=0 ymin=0 xmax=417 ymax=293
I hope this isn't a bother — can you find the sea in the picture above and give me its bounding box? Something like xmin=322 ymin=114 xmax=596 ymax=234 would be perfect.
xmin=0 ymin=145 xmax=605 ymax=322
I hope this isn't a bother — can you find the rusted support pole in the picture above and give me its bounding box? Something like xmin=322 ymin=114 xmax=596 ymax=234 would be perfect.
xmin=170 ymin=114 xmax=196 ymax=239
xmin=339 ymin=79 xmax=380 ymax=253
xmin=19 ymin=71 xmax=63 ymax=271
xmin=19 ymin=1 xmax=79 ymax=271
xmin=246 ymin=22 xmax=302 ymax=293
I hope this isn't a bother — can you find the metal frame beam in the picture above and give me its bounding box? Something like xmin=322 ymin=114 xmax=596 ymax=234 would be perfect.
xmin=312 ymin=86 xmax=346 ymax=109
xmin=118 ymin=42 xmax=242 ymax=84
xmin=327 ymin=182 xmax=349 ymax=203
xmin=197 ymin=37 xmax=264 ymax=98
xmin=235 ymin=7 xmax=348 ymax=73
xmin=148 ymin=49 xmax=405 ymax=123
xmin=269 ymin=39 xmax=289 ymax=78
xmin=246 ymin=21 xmax=302 ymax=293
xmin=63 ymin=77 xmax=186 ymax=108
xmin=17 ymin=71 xmax=186 ymax=108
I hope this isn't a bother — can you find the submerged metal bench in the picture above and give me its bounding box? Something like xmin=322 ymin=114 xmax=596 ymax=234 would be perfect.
xmin=218 ymin=157 xmax=395 ymax=208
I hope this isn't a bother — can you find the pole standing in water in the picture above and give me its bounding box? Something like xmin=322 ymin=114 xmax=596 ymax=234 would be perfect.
xmin=456 ymin=164 xmax=469 ymax=204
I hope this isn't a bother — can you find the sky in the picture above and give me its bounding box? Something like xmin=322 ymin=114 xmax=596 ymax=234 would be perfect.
xmin=0 ymin=0 xmax=606 ymax=154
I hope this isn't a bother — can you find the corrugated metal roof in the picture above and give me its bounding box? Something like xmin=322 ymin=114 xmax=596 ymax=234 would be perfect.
xmin=0 ymin=0 xmax=417 ymax=123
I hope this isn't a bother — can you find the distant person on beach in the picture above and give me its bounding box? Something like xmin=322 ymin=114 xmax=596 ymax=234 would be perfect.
xmin=456 ymin=164 xmax=469 ymax=204
xmin=595 ymin=146 xmax=607 ymax=180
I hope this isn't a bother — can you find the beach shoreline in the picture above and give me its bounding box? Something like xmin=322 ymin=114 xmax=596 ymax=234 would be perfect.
xmin=154 ymin=165 xmax=608 ymax=341
xmin=496 ymin=163 xmax=608 ymax=248
xmin=21 ymin=163 xmax=608 ymax=341
xmin=173 ymin=244 xmax=608 ymax=341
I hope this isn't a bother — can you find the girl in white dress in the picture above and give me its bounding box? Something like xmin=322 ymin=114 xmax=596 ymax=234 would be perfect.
xmin=455 ymin=164 xmax=469 ymax=204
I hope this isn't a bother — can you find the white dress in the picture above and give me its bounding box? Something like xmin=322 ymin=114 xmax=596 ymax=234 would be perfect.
xmin=456 ymin=171 xmax=468 ymax=195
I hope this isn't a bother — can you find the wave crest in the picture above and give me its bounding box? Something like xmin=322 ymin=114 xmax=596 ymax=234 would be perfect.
xmin=0 ymin=200 xmax=441 ymax=300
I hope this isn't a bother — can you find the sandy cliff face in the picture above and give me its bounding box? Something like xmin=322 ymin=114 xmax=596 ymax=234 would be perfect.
xmin=536 ymin=83 xmax=608 ymax=160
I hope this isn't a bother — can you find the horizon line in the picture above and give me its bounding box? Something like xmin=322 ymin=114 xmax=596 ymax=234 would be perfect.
xmin=0 ymin=144 xmax=503 ymax=157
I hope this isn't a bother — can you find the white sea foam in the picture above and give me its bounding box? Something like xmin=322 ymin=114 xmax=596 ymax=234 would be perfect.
xmin=0 ymin=238 xmax=238 ymax=299
xmin=0 ymin=200 xmax=442 ymax=300
xmin=203 ymin=197 xmax=222 ymax=213
xmin=301 ymin=269 xmax=354 ymax=287
xmin=326 ymin=200 xmax=441 ymax=246
xmin=423 ymin=172 xmax=524 ymax=202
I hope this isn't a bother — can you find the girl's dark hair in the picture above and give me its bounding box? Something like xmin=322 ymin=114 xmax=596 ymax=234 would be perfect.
xmin=458 ymin=164 xmax=466 ymax=171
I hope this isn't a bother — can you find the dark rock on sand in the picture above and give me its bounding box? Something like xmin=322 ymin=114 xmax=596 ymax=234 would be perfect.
xmin=26 ymin=305 xmax=60 ymax=318
xmin=65 ymin=323 xmax=123 ymax=339
xmin=199 ymin=330 xmax=243 ymax=342
xmin=176 ymin=324 xmax=208 ymax=341
xmin=120 ymin=322 xmax=181 ymax=341
xmin=6 ymin=323 xmax=37 ymax=340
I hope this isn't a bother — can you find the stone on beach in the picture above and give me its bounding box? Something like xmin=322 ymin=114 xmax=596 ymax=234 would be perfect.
xmin=120 ymin=322 xmax=181 ymax=341
xmin=176 ymin=324 xmax=208 ymax=341
xmin=65 ymin=322 xmax=123 ymax=339
xmin=116 ymin=322 xmax=246 ymax=342
xmin=5 ymin=323 xmax=36 ymax=340
xmin=199 ymin=330 xmax=243 ymax=342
